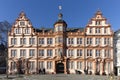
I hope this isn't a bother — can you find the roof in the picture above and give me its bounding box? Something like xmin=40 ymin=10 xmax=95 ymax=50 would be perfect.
xmin=34 ymin=27 xmax=84 ymax=33
xmin=54 ymin=19 xmax=67 ymax=26
xmin=34 ymin=28 xmax=54 ymax=33
xmin=66 ymin=28 xmax=84 ymax=32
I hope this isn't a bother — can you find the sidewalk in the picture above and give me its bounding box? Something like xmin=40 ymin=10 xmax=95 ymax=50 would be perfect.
xmin=0 ymin=74 xmax=120 ymax=80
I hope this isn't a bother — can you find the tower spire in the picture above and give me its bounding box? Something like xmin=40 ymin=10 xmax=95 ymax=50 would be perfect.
xmin=58 ymin=5 xmax=63 ymax=20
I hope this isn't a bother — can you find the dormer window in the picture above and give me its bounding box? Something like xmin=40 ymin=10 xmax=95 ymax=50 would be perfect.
xmin=95 ymin=21 xmax=101 ymax=25
xmin=20 ymin=21 xmax=25 ymax=26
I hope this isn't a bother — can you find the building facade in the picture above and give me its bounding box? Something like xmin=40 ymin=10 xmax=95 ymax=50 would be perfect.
xmin=8 ymin=11 xmax=114 ymax=75
xmin=114 ymin=30 xmax=120 ymax=76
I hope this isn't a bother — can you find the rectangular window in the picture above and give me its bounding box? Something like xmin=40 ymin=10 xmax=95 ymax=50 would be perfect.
xmin=89 ymin=28 xmax=92 ymax=33
xmin=20 ymin=38 xmax=22 ymax=44
xmin=104 ymin=38 xmax=110 ymax=45
xmin=90 ymin=38 xmax=92 ymax=44
xmin=25 ymin=28 xmax=30 ymax=34
xmin=107 ymin=38 xmax=110 ymax=45
xmin=11 ymin=62 xmax=16 ymax=70
xmin=87 ymin=50 xmax=92 ymax=57
xmin=47 ymin=38 xmax=52 ymax=44
xmin=39 ymin=49 xmax=44 ymax=56
xmin=96 ymin=21 xmax=101 ymax=25
xmin=39 ymin=61 xmax=44 ymax=69
xmin=104 ymin=38 xmax=107 ymax=45
xmin=68 ymin=49 xmax=74 ymax=57
xmin=39 ymin=38 xmax=44 ymax=44
xmin=68 ymin=38 xmax=74 ymax=44
xmin=71 ymin=38 xmax=73 ymax=44
xmin=108 ymin=50 xmax=111 ymax=58
xmin=69 ymin=61 xmax=74 ymax=69
xmin=47 ymin=61 xmax=52 ymax=69
xmin=58 ymin=37 xmax=63 ymax=43
xmin=96 ymin=38 xmax=100 ymax=45
xmin=104 ymin=50 xmax=107 ymax=57
xmin=29 ymin=49 xmax=35 ymax=57
xmin=47 ymin=49 xmax=53 ymax=57
xmin=20 ymin=49 xmax=26 ymax=57
xmin=68 ymin=38 xmax=70 ymax=44
xmin=11 ymin=50 xmax=17 ymax=57
xmin=29 ymin=38 xmax=35 ymax=45
xmin=29 ymin=61 xmax=35 ymax=70
xmin=77 ymin=62 xmax=82 ymax=69
xmin=96 ymin=28 xmax=100 ymax=33
xmin=55 ymin=38 xmax=57 ymax=43
xmin=20 ymin=21 xmax=25 ymax=26
xmin=77 ymin=49 xmax=82 ymax=56
xmin=15 ymin=29 xmax=18 ymax=34
xmin=87 ymin=62 xmax=92 ymax=70
xmin=87 ymin=38 xmax=92 ymax=45
xmin=77 ymin=38 xmax=82 ymax=44
xmin=87 ymin=38 xmax=89 ymax=44
xmin=104 ymin=28 xmax=107 ymax=33
xmin=18 ymin=28 xmax=21 ymax=34
xmin=14 ymin=28 xmax=21 ymax=34
xmin=20 ymin=38 xmax=26 ymax=45
xmin=107 ymin=50 xmax=111 ymax=58
xmin=96 ymin=50 xmax=100 ymax=57
xmin=11 ymin=38 xmax=17 ymax=45
xmin=104 ymin=50 xmax=111 ymax=58
xmin=90 ymin=50 xmax=92 ymax=56
xmin=23 ymin=38 xmax=26 ymax=44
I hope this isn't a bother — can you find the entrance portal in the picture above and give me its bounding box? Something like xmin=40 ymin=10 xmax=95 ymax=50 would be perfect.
xmin=56 ymin=63 xmax=64 ymax=73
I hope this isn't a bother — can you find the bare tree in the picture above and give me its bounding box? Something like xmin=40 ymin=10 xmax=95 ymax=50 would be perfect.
xmin=0 ymin=21 xmax=11 ymax=46
xmin=0 ymin=21 xmax=11 ymax=78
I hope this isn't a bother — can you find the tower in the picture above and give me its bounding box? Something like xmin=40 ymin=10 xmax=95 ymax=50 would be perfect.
xmin=54 ymin=6 xmax=67 ymax=57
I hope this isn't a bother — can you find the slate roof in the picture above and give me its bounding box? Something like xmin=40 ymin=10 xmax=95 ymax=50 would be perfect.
xmin=34 ymin=27 xmax=84 ymax=33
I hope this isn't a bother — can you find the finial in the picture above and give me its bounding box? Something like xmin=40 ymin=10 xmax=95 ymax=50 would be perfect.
xmin=58 ymin=13 xmax=63 ymax=20
xmin=96 ymin=8 xmax=102 ymax=15
xmin=19 ymin=11 xmax=26 ymax=17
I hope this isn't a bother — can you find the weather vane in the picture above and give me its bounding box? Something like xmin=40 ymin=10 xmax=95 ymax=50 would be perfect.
xmin=58 ymin=5 xmax=62 ymax=11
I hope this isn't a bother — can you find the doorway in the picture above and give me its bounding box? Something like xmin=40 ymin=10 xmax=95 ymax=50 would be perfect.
xmin=56 ymin=63 xmax=64 ymax=73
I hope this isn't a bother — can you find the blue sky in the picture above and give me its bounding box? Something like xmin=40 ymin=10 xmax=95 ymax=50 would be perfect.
xmin=0 ymin=0 xmax=120 ymax=31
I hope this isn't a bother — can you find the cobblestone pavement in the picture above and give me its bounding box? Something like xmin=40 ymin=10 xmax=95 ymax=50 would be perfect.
xmin=0 ymin=74 xmax=120 ymax=80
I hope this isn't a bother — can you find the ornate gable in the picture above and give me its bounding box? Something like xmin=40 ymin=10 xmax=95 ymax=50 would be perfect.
xmin=92 ymin=10 xmax=106 ymax=20
xmin=13 ymin=11 xmax=32 ymax=28
xmin=10 ymin=11 xmax=35 ymax=35
xmin=87 ymin=10 xmax=110 ymax=27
